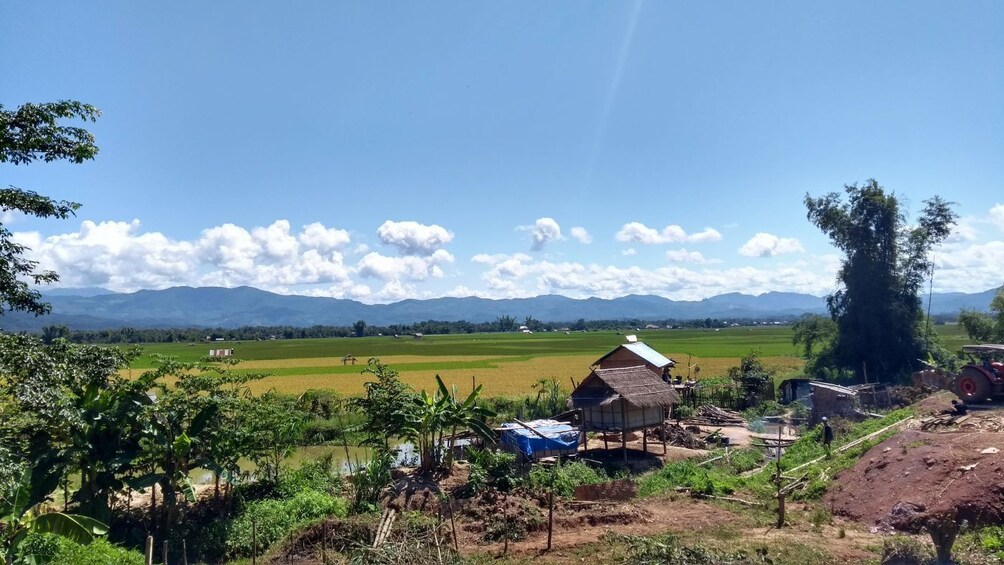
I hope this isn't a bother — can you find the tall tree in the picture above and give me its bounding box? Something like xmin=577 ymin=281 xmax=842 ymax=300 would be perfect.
xmin=0 ymin=101 xmax=100 ymax=315
xmin=805 ymin=180 xmax=957 ymax=380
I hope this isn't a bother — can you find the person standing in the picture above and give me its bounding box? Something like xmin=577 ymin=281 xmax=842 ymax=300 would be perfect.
xmin=822 ymin=417 xmax=834 ymax=459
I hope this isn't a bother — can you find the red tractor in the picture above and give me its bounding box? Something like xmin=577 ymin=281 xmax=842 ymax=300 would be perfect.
xmin=952 ymin=344 xmax=1004 ymax=403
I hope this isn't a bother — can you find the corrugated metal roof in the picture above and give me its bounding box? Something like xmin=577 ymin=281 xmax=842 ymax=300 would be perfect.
xmin=621 ymin=342 xmax=674 ymax=368
xmin=809 ymin=381 xmax=857 ymax=395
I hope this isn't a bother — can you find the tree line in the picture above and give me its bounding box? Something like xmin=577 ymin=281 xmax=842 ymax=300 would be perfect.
xmin=38 ymin=316 xmax=752 ymax=344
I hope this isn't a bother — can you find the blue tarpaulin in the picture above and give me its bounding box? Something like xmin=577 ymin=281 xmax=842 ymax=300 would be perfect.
xmin=500 ymin=419 xmax=579 ymax=459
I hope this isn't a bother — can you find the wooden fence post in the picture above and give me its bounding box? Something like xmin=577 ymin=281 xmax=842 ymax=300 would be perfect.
xmin=547 ymin=488 xmax=554 ymax=550
xmin=502 ymin=494 xmax=509 ymax=556
xmin=162 ymin=540 xmax=169 ymax=565
xmin=145 ymin=535 xmax=153 ymax=565
xmin=252 ymin=519 xmax=257 ymax=565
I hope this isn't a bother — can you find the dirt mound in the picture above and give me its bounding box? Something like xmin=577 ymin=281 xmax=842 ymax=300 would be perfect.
xmin=557 ymin=501 xmax=644 ymax=528
xmin=272 ymin=514 xmax=378 ymax=562
xmin=827 ymin=428 xmax=1004 ymax=531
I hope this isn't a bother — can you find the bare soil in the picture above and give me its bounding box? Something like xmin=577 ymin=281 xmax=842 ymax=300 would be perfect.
xmin=823 ymin=425 xmax=1003 ymax=529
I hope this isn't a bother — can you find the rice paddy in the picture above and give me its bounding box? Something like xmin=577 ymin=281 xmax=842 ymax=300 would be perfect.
xmin=121 ymin=327 xmax=806 ymax=397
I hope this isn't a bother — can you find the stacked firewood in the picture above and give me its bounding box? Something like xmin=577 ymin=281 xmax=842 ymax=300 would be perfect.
xmin=691 ymin=405 xmax=746 ymax=426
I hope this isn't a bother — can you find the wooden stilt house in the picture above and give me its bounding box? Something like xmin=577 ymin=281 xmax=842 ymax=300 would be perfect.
xmin=568 ymin=365 xmax=680 ymax=460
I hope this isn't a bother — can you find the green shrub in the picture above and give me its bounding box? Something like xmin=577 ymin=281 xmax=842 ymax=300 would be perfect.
xmin=671 ymin=404 xmax=695 ymax=421
xmin=724 ymin=448 xmax=764 ymax=474
xmin=351 ymin=450 xmax=394 ymax=513
xmin=789 ymin=401 xmax=809 ymax=419
xmin=277 ymin=454 xmax=343 ymax=498
xmin=743 ymin=400 xmax=785 ymax=420
xmin=529 ymin=461 xmax=608 ymax=497
xmin=466 ymin=448 xmax=520 ymax=492
xmin=225 ymin=490 xmax=349 ymax=558
xmin=604 ymin=532 xmax=773 ymax=564
xmin=638 ymin=460 xmax=739 ymax=497
xmin=16 ymin=534 xmax=144 ymax=565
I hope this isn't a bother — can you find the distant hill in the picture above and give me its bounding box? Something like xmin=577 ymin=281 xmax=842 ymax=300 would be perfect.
xmin=0 ymin=285 xmax=996 ymax=332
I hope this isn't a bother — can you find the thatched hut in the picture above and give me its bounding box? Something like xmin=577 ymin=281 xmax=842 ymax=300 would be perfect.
xmin=568 ymin=365 xmax=680 ymax=460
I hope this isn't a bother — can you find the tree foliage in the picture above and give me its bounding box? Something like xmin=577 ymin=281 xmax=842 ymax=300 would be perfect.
xmin=727 ymin=350 xmax=774 ymax=403
xmin=957 ymin=287 xmax=1004 ymax=344
xmin=0 ymin=101 xmax=101 ymax=316
xmin=805 ymin=181 xmax=957 ymax=380
xmin=791 ymin=314 xmax=837 ymax=372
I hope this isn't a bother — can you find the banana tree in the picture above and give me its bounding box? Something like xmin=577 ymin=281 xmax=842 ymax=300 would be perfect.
xmin=437 ymin=376 xmax=496 ymax=470
xmin=407 ymin=376 xmax=495 ymax=473
xmin=1 ymin=470 xmax=107 ymax=565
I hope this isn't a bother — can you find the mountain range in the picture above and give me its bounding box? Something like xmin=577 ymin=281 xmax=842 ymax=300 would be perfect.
xmin=0 ymin=285 xmax=997 ymax=332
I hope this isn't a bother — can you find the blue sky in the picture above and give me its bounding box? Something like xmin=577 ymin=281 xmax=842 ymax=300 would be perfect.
xmin=2 ymin=1 xmax=1002 ymax=303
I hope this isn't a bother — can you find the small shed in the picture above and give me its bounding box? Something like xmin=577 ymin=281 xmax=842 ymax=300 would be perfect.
xmin=568 ymin=365 xmax=680 ymax=460
xmin=593 ymin=340 xmax=677 ymax=381
xmin=778 ymin=378 xmax=813 ymax=404
xmin=810 ymin=382 xmax=858 ymax=422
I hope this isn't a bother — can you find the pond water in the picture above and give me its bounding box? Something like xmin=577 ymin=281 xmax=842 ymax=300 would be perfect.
xmin=188 ymin=442 xmax=418 ymax=485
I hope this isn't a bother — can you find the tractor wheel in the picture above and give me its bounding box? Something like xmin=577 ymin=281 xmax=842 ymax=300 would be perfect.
xmin=955 ymin=367 xmax=992 ymax=403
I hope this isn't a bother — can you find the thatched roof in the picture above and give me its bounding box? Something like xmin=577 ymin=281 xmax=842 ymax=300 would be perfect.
xmin=569 ymin=365 xmax=680 ymax=409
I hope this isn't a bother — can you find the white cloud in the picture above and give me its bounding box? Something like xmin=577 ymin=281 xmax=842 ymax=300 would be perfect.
xmin=933 ymin=240 xmax=1004 ymax=292
xmin=621 ymin=248 xmax=637 ymax=256
xmin=523 ymin=217 xmax=562 ymax=250
xmin=299 ymin=222 xmax=351 ymax=252
xmin=376 ymin=220 xmax=453 ymax=255
xmin=15 ymin=219 xmax=355 ymax=292
xmin=739 ymin=233 xmax=805 ymax=257
xmin=473 ymin=253 xmax=836 ymax=300
xmin=666 ymin=248 xmax=719 ymax=264
xmin=688 ymin=227 xmax=723 ymax=243
xmin=355 ymin=249 xmax=454 ymax=281
xmin=615 ymin=222 xmax=722 ymax=244
xmin=570 ymin=226 xmax=592 ymax=244
xmin=988 ymin=204 xmax=1004 ymax=229
xmin=946 ymin=217 xmax=980 ymax=243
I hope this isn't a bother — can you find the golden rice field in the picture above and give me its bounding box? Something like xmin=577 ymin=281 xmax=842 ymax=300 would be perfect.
xmin=125 ymin=353 xmax=805 ymax=398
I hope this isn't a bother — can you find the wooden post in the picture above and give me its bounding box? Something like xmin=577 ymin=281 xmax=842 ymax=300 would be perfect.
xmin=621 ymin=400 xmax=628 ymax=461
xmin=447 ymin=496 xmax=460 ymax=554
xmin=162 ymin=540 xmax=169 ymax=565
xmin=145 ymin=535 xmax=153 ymax=565
xmin=863 ymin=361 xmax=868 ymax=384
xmin=547 ymin=475 xmax=555 ymax=551
xmin=252 ymin=519 xmax=257 ymax=565
xmin=181 ymin=539 xmax=188 ymax=565
xmin=776 ymin=423 xmax=785 ymax=528
xmin=641 ymin=407 xmax=648 ymax=454
xmin=502 ymin=494 xmax=509 ymax=556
